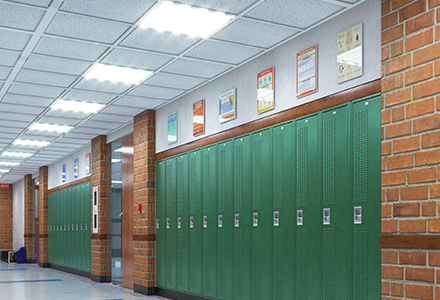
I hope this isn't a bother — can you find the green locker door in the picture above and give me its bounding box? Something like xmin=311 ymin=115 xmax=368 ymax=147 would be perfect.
xmin=252 ymin=129 xmax=272 ymax=300
xmin=73 ymin=186 xmax=78 ymax=270
xmin=295 ymin=114 xmax=321 ymax=300
xmin=86 ymin=181 xmax=92 ymax=273
xmin=156 ymin=160 xmax=166 ymax=288
xmin=234 ymin=135 xmax=252 ymax=300
xmin=67 ymin=187 xmax=73 ymax=269
xmin=166 ymin=157 xmax=177 ymax=290
xmin=351 ymin=96 xmax=381 ymax=300
xmin=322 ymin=105 xmax=350 ymax=300
xmin=217 ymin=140 xmax=234 ymax=300
xmin=48 ymin=193 xmax=52 ymax=264
xmin=202 ymin=145 xmax=217 ymax=299
xmin=189 ymin=150 xmax=202 ymax=296
xmin=61 ymin=189 xmax=66 ymax=267
xmin=78 ymin=184 xmax=84 ymax=272
xmin=177 ymin=154 xmax=189 ymax=293
xmin=54 ymin=192 xmax=58 ymax=266
xmin=272 ymin=122 xmax=295 ymax=300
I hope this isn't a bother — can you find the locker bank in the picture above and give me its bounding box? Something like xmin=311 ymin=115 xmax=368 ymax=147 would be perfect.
xmin=0 ymin=0 xmax=437 ymax=300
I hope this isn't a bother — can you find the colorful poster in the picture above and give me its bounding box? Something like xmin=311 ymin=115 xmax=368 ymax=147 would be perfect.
xmin=168 ymin=112 xmax=177 ymax=144
xmin=62 ymin=164 xmax=66 ymax=183
xmin=297 ymin=45 xmax=317 ymax=98
xmin=85 ymin=153 xmax=90 ymax=175
xmin=193 ymin=99 xmax=205 ymax=136
xmin=74 ymin=158 xmax=79 ymax=178
xmin=337 ymin=23 xmax=363 ymax=83
xmin=257 ymin=67 xmax=274 ymax=114
xmin=219 ymin=89 xmax=236 ymax=124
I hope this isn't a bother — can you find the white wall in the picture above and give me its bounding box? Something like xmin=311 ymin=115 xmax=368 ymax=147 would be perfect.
xmin=107 ymin=122 xmax=134 ymax=144
xmin=156 ymin=0 xmax=380 ymax=153
xmin=12 ymin=179 xmax=24 ymax=250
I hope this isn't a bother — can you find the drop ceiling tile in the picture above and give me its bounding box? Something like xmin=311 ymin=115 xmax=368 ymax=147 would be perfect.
xmin=145 ymin=73 xmax=206 ymax=90
xmin=0 ymin=126 xmax=23 ymax=134
xmin=46 ymin=13 xmax=131 ymax=44
xmin=15 ymin=69 xmax=78 ymax=88
xmin=80 ymin=120 xmax=121 ymax=130
xmin=60 ymin=0 xmax=156 ymax=24
xmin=19 ymin=134 xmax=55 ymax=142
xmin=0 ymin=82 xmax=3 ymax=90
xmin=63 ymin=89 xmax=118 ymax=104
xmin=0 ymin=29 xmax=31 ymax=51
xmin=0 ymin=138 xmax=14 ymax=144
xmin=33 ymin=36 xmax=109 ymax=61
xmin=121 ymin=28 xmax=199 ymax=55
xmin=8 ymin=83 xmax=64 ymax=98
xmin=129 ymin=85 xmax=184 ymax=100
xmin=0 ymin=120 xmax=29 ymax=129
xmin=71 ymin=126 xmax=109 ymax=135
xmin=24 ymin=130 xmax=64 ymax=137
xmin=0 ymin=49 xmax=20 ymax=67
xmin=63 ymin=132 xmax=95 ymax=140
xmin=0 ymin=103 xmax=44 ymax=115
xmin=339 ymin=0 xmax=360 ymax=2
xmin=213 ymin=18 xmax=299 ymax=49
xmin=23 ymin=55 xmax=91 ymax=75
xmin=113 ymin=96 xmax=166 ymax=109
xmin=90 ymin=113 xmax=132 ymax=123
xmin=74 ymin=78 xmax=133 ymax=94
xmin=245 ymin=0 xmax=343 ymax=29
xmin=102 ymin=48 xmax=172 ymax=71
xmin=2 ymin=94 xmax=54 ymax=107
xmin=6 ymin=0 xmax=51 ymax=7
xmin=0 ymin=112 xmax=37 ymax=122
xmin=45 ymin=109 xmax=92 ymax=120
xmin=101 ymin=105 xmax=148 ymax=116
xmin=38 ymin=116 xmax=81 ymax=126
xmin=0 ymin=2 xmax=45 ymax=31
xmin=173 ymin=0 xmax=258 ymax=14
xmin=51 ymin=141 xmax=90 ymax=149
xmin=57 ymin=137 xmax=90 ymax=145
xmin=163 ymin=59 xmax=231 ymax=79
xmin=0 ymin=67 xmax=11 ymax=80
xmin=7 ymin=145 xmax=39 ymax=152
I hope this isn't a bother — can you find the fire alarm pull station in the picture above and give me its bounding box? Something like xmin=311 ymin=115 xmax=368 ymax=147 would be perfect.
xmin=138 ymin=204 xmax=142 ymax=213
xmin=92 ymin=186 xmax=98 ymax=233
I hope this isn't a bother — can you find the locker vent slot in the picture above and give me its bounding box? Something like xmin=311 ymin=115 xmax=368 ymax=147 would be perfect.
xmin=253 ymin=229 xmax=262 ymax=300
xmin=253 ymin=138 xmax=262 ymax=211
xmin=323 ymin=228 xmax=335 ymax=300
xmin=203 ymin=153 xmax=210 ymax=214
xmin=190 ymin=156 xmax=196 ymax=215
xmin=177 ymin=159 xmax=184 ymax=216
xmin=354 ymin=110 xmax=368 ymax=203
xmin=218 ymin=230 xmax=226 ymax=298
xmin=177 ymin=231 xmax=184 ymax=287
xmin=190 ymin=230 xmax=196 ymax=289
xmin=234 ymin=144 xmax=243 ymax=212
xmin=323 ymin=119 xmax=335 ymax=206
xmin=218 ymin=148 xmax=226 ymax=213
xmin=273 ymin=132 xmax=283 ymax=209
xmin=203 ymin=230 xmax=210 ymax=293
xmin=297 ymin=127 xmax=308 ymax=207
xmin=166 ymin=233 xmax=172 ymax=285
xmin=235 ymin=229 xmax=243 ymax=297
xmin=274 ymin=229 xmax=283 ymax=300
xmin=297 ymin=228 xmax=308 ymax=300
xmin=354 ymin=228 xmax=368 ymax=300
xmin=166 ymin=163 xmax=172 ymax=216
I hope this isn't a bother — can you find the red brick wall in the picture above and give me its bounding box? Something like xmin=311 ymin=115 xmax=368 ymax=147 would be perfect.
xmin=24 ymin=174 xmax=35 ymax=261
xmin=0 ymin=185 xmax=13 ymax=249
xmin=381 ymin=0 xmax=440 ymax=298
xmin=38 ymin=166 xmax=48 ymax=266
xmin=133 ymin=110 xmax=156 ymax=293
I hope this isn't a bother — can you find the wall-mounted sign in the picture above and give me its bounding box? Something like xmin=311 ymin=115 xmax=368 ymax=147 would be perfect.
xmin=62 ymin=164 xmax=66 ymax=183
xmin=85 ymin=153 xmax=90 ymax=175
xmin=219 ymin=88 xmax=236 ymax=124
xmin=193 ymin=99 xmax=205 ymax=136
xmin=168 ymin=111 xmax=177 ymax=144
xmin=297 ymin=45 xmax=317 ymax=98
xmin=337 ymin=23 xmax=363 ymax=83
xmin=93 ymin=186 xmax=98 ymax=233
xmin=257 ymin=67 xmax=274 ymax=114
xmin=0 ymin=184 xmax=10 ymax=188
xmin=73 ymin=158 xmax=79 ymax=179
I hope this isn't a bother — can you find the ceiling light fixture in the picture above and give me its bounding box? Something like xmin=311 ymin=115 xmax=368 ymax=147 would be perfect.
xmin=30 ymin=123 xmax=73 ymax=133
xmin=0 ymin=169 xmax=10 ymax=173
xmin=1 ymin=152 xmax=33 ymax=158
xmin=0 ymin=162 xmax=20 ymax=166
xmin=15 ymin=140 xmax=50 ymax=147
xmin=140 ymin=1 xmax=234 ymax=38
xmin=52 ymin=100 xmax=104 ymax=113
xmin=85 ymin=64 xmax=153 ymax=84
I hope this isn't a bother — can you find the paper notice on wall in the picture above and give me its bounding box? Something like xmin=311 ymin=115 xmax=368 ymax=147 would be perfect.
xmin=193 ymin=99 xmax=204 ymax=136
xmin=337 ymin=23 xmax=363 ymax=83
xmin=257 ymin=67 xmax=274 ymax=114
xmin=297 ymin=45 xmax=317 ymax=98
xmin=219 ymin=89 xmax=236 ymax=124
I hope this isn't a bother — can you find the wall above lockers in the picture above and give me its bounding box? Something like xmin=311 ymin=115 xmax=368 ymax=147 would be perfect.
xmin=156 ymin=0 xmax=380 ymax=153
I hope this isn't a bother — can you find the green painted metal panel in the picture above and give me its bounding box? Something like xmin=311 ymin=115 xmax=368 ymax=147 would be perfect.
xmin=86 ymin=181 xmax=92 ymax=273
xmin=156 ymin=160 xmax=166 ymax=288
xmin=62 ymin=189 xmax=67 ymax=267
xmin=48 ymin=193 xmax=52 ymax=264
xmin=67 ymin=186 xmax=73 ymax=269
xmin=177 ymin=154 xmax=189 ymax=293
xmin=166 ymin=157 xmax=177 ymax=290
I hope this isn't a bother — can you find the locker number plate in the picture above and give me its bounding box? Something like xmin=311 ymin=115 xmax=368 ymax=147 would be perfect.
xmin=253 ymin=213 xmax=258 ymax=227
xmin=323 ymin=208 xmax=330 ymax=225
xmin=218 ymin=215 xmax=223 ymax=228
xmin=203 ymin=216 xmax=208 ymax=228
xmin=190 ymin=216 xmax=194 ymax=229
xmin=354 ymin=206 xmax=362 ymax=224
xmin=274 ymin=211 xmax=279 ymax=227
xmin=235 ymin=214 xmax=240 ymax=227
xmin=297 ymin=210 xmax=303 ymax=226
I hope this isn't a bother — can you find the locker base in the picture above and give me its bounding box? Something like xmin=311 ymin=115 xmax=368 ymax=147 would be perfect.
xmin=49 ymin=263 xmax=91 ymax=279
xmin=91 ymin=274 xmax=108 ymax=283
xmin=39 ymin=263 xmax=48 ymax=268
xmin=156 ymin=288 xmax=211 ymax=300
xmin=133 ymin=284 xmax=156 ymax=295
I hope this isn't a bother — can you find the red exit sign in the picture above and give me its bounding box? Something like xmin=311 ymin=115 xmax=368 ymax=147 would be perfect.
xmin=1 ymin=184 xmax=10 ymax=188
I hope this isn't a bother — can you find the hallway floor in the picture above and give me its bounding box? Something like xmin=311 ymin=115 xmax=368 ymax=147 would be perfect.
xmin=0 ymin=261 xmax=168 ymax=300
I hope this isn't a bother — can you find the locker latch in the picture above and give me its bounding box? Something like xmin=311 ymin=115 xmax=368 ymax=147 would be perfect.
xmin=178 ymin=217 xmax=182 ymax=229
xmin=156 ymin=219 xmax=159 ymax=229
xmin=274 ymin=211 xmax=280 ymax=226
xmin=323 ymin=208 xmax=330 ymax=225
xmin=354 ymin=206 xmax=362 ymax=224
xmin=81 ymin=223 xmax=83 ymax=231
xmin=253 ymin=213 xmax=258 ymax=227
xmin=203 ymin=216 xmax=208 ymax=228
xmin=85 ymin=223 xmax=87 ymax=231
xmin=218 ymin=215 xmax=223 ymax=228
xmin=235 ymin=214 xmax=240 ymax=227
xmin=190 ymin=216 xmax=194 ymax=229
xmin=76 ymin=224 xmax=78 ymax=231
xmin=166 ymin=218 xmax=170 ymax=229
xmin=297 ymin=210 xmax=303 ymax=226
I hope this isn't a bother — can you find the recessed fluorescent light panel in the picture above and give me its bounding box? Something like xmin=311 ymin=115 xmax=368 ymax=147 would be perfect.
xmin=2 ymin=152 xmax=33 ymax=158
xmin=0 ymin=162 xmax=20 ymax=166
xmin=15 ymin=140 xmax=50 ymax=147
xmin=0 ymin=169 xmax=10 ymax=173
xmin=85 ymin=64 xmax=153 ymax=84
xmin=140 ymin=1 xmax=234 ymax=38
xmin=30 ymin=123 xmax=73 ymax=133
xmin=52 ymin=100 xmax=104 ymax=113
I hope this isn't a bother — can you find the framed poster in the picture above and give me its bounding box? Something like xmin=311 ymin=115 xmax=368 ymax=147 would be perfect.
xmin=62 ymin=164 xmax=66 ymax=183
xmin=168 ymin=111 xmax=177 ymax=144
xmin=257 ymin=67 xmax=274 ymax=114
xmin=193 ymin=99 xmax=205 ymax=136
xmin=85 ymin=153 xmax=90 ymax=175
xmin=74 ymin=158 xmax=79 ymax=178
xmin=297 ymin=45 xmax=317 ymax=98
xmin=337 ymin=23 xmax=363 ymax=83
xmin=219 ymin=88 xmax=236 ymax=124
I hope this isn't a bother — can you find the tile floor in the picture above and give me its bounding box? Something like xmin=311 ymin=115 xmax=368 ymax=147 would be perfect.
xmin=0 ymin=261 xmax=168 ymax=300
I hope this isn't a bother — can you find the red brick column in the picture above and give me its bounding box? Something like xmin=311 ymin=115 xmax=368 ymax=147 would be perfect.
xmin=381 ymin=0 xmax=440 ymax=298
xmin=0 ymin=185 xmax=13 ymax=249
xmin=91 ymin=135 xmax=110 ymax=282
xmin=24 ymin=174 xmax=35 ymax=262
xmin=38 ymin=166 xmax=48 ymax=267
xmin=133 ymin=110 xmax=156 ymax=295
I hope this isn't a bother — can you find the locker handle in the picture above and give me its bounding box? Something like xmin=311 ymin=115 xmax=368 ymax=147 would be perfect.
xmin=119 ymin=212 xmax=126 ymax=218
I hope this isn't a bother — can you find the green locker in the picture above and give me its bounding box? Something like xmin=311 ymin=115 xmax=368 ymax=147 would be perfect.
xmin=189 ymin=149 xmax=202 ymax=296
xmin=351 ymin=96 xmax=381 ymax=300
xmin=72 ymin=186 xmax=78 ymax=270
xmin=252 ymin=128 xmax=272 ymax=300
xmin=202 ymin=145 xmax=217 ymax=299
xmin=322 ymin=105 xmax=350 ymax=300
xmin=217 ymin=140 xmax=234 ymax=300
xmin=176 ymin=154 xmax=189 ymax=293
xmin=78 ymin=184 xmax=84 ymax=272
xmin=61 ymin=189 xmax=66 ymax=267
xmin=86 ymin=181 xmax=92 ymax=272
xmin=233 ymin=135 xmax=252 ymax=300
xmin=166 ymin=157 xmax=177 ymax=290
xmin=272 ymin=121 xmax=295 ymax=300
xmin=295 ymin=114 xmax=321 ymax=300
xmin=156 ymin=160 xmax=166 ymax=288
xmin=54 ymin=192 xmax=58 ymax=266
xmin=48 ymin=194 xmax=52 ymax=264
xmin=67 ymin=187 xmax=73 ymax=269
